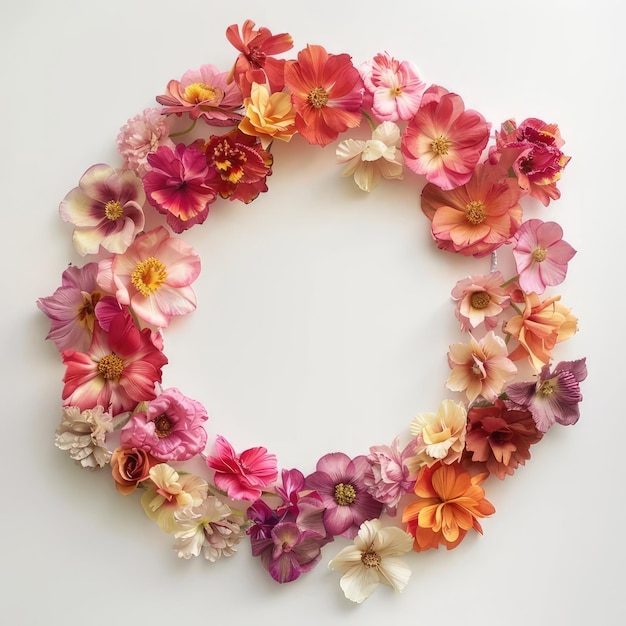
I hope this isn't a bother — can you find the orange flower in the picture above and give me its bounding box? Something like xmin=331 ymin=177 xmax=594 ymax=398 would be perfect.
xmin=402 ymin=462 xmax=495 ymax=552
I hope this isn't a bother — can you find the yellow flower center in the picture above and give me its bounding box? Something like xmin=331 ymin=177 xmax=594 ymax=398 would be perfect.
xmin=154 ymin=414 xmax=173 ymax=439
xmin=131 ymin=257 xmax=168 ymax=297
xmin=538 ymin=379 xmax=555 ymax=396
xmin=430 ymin=135 xmax=452 ymax=155
xmin=391 ymin=86 xmax=403 ymax=96
xmin=532 ymin=247 xmax=548 ymax=262
xmin=465 ymin=200 xmax=487 ymax=225
xmin=334 ymin=483 xmax=356 ymax=506
xmin=184 ymin=82 xmax=218 ymax=104
xmin=97 ymin=354 xmax=124 ymax=380
xmin=307 ymin=86 xmax=329 ymax=109
xmin=104 ymin=200 xmax=124 ymax=221
xmin=361 ymin=551 xmax=382 ymax=568
xmin=471 ymin=291 xmax=491 ymax=309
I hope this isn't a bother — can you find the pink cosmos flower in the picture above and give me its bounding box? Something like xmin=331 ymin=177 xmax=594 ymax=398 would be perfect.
xmin=284 ymin=44 xmax=364 ymax=147
xmin=205 ymin=435 xmax=278 ymax=501
xmin=96 ymin=226 xmax=201 ymax=328
xmin=451 ymin=271 xmax=511 ymax=331
xmin=116 ymin=107 xmax=175 ymax=177
xmin=142 ymin=143 xmax=217 ymax=233
xmin=62 ymin=309 xmax=168 ymax=416
xmin=120 ymin=387 xmax=208 ymax=461
xmin=304 ymin=452 xmax=383 ymax=539
xmin=401 ymin=85 xmax=491 ymax=190
xmin=446 ymin=331 xmax=517 ymax=403
xmin=37 ymin=262 xmax=106 ymax=353
xmin=512 ymin=219 xmax=577 ymax=294
xmin=360 ymin=52 xmax=426 ymax=122
xmin=59 ymin=164 xmax=146 ymax=256
xmin=156 ymin=64 xmax=244 ymax=125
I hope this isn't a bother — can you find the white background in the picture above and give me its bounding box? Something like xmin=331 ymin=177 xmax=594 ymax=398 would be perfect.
xmin=2 ymin=1 xmax=622 ymax=624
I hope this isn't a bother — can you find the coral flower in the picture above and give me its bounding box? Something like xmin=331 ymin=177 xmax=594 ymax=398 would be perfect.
xmin=451 ymin=271 xmax=511 ymax=331
xmin=402 ymin=462 xmax=495 ymax=552
xmin=465 ymin=399 xmax=543 ymax=479
xmin=142 ymin=143 xmax=217 ymax=233
xmin=401 ymin=85 xmax=490 ymax=190
xmin=328 ymin=519 xmax=414 ymax=604
xmin=512 ymin=219 xmax=577 ymax=294
xmin=226 ymin=19 xmax=294 ymax=97
xmin=336 ymin=121 xmax=404 ymax=192
xmin=421 ymin=162 xmax=523 ymax=257
xmin=96 ymin=226 xmax=201 ymax=328
xmin=156 ymin=64 xmax=243 ymax=125
xmin=205 ymin=435 xmax=278 ymax=501
xmin=61 ymin=309 xmax=168 ymax=416
xmin=238 ymin=82 xmax=297 ymax=148
xmin=59 ymin=164 xmax=146 ymax=256
xmin=446 ymin=331 xmax=517 ymax=403
xmin=360 ymin=52 xmax=426 ymax=122
xmin=284 ymin=44 xmax=364 ymax=147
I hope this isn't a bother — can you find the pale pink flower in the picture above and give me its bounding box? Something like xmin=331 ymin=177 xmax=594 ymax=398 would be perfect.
xmin=446 ymin=332 xmax=517 ymax=403
xmin=512 ymin=219 xmax=576 ymax=294
xmin=360 ymin=52 xmax=426 ymax=122
xmin=451 ymin=271 xmax=511 ymax=331
xmin=96 ymin=226 xmax=201 ymax=328
xmin=205 ymin=435 xmax=278 ymax=501
xmin=59 ymin=164 xmax=146 ymax=256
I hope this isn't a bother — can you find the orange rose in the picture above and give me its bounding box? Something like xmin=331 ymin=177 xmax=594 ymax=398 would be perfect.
xmin=110 ymin=446 xmax=159 ymax=495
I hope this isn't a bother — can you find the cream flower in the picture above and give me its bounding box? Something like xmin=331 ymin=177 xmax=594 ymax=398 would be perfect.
xmin=405 ymin=399 xmax=467 ymax=474
xmin=54 ymin=405 xmax=113 ymax=469
xmin=328 ymin=518 xmax=413 ymax=604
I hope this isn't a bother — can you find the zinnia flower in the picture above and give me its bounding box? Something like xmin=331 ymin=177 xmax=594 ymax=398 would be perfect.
xmin=421 ymin=162 xmax=523 ymax=257
xmin=120 ymin=387 xmax=208 ymax=461
xmin=402 ymin=462 xmax=495 ymax=552
xmin=512 ymin=219 xmax=576 ymax=294
xmin=401 ymin=85 xmax=490 ymax=190
xmin=96 ymin=226 xmax=201 ymax=328
xmin=284 ymin=44 xmax=364 ymax=146
xmin=59 ymin=164 xmax=146 ymax=256
xmin=506 ymin=358 xmax=587 ymax=432
xmin=446 ymin=331 xmax=517 ymax=403
xmin=328 ymin=518 xmax=414 ymax=604
xmin=451 ymin=271 xmax=511 ymax=331
xmin=205 ymin=435 xmax=278 ymax=501
xmin=336 ymin=121 xmax=404 ymax=192
xmin=304 ymin=452 xmax=383 ymax=539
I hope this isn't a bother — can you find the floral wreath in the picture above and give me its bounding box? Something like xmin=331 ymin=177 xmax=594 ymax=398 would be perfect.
xmin=38 ymin=20 xmax=587 ymax=604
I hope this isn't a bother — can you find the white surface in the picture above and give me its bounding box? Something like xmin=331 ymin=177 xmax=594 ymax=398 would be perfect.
xmin=1 ymin=1 xmax=621 ymax=624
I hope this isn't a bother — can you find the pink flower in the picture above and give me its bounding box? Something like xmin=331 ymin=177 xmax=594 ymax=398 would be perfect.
xmin=512 ymin=219 xmax=576 ymax=294
xmin=116 ymin=107 xmax=175 ymax=176
xmin=156 ymin=64 xmax=244 ymax=125
xmin=120 ymin=387 xmax=208 ymax=461
xmin=451 ymin=271 xmax=511 ymax=331
xmin=360 ymin=52 xmax=426 ymax=122
xmin=59 ymin=164 xmax=146 ymax=256
xmin=61 ymin=309 xmax=168 ymax=416
xmin=401 ymin=85 xmax=491 ymax=190
xmin=446 ymin=331 xmax=517 ymax=403
xmin=142 ymin=144 xmax=217 ymax=233
xmin=96 ymin=226 xmax=201 ymax=328
xmin=205 ymin=435 xmax=278 ymax=501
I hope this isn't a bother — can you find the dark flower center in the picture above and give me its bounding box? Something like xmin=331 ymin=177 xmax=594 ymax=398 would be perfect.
xmin=334 ymin=482 xmax=356 ymax=506
xmin=361 ymin=550 xmax=382 ymax=568
xmin=471 ymin=291 xmax=491 ymax=309
xmin=154 ymin=414 xmax=173 ymax=439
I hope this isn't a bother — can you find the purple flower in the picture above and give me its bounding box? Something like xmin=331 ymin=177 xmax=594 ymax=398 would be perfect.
xmin=304 ymin=452 xmax=384 ymax=539
xmin=505 ymin=358 xmax=587 ymax=432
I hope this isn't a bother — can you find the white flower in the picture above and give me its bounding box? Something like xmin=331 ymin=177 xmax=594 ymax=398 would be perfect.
xmin=54 ymin=405 xmax=113 ymax=469
xmin=336 ymin=121 xmax=404 ymax=192
xmin=328 ymin=519 xmax=413 ymax=603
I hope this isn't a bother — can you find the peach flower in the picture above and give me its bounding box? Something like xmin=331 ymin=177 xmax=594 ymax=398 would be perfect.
xmin=451 ymin=271 xmax=511 ymax=331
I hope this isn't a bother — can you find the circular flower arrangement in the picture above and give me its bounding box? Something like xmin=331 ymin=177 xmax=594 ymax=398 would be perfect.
xmin=38 ymin=20 xmax=587 ymax=604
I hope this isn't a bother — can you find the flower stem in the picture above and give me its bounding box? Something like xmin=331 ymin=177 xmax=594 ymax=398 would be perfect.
xmin=170 ymin=119 xmax=197 ymax=138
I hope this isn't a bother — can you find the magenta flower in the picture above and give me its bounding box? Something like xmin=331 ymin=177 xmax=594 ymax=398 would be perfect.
xmin=505 ymin=358 xmax=587 ymax=432
xmin=119 ymin=387 xmax=208 ymax=461
xmin=401 ymin=85 xmax=491 ymax=190
xmin=59 ymin=164 xmax=146 ymax=256
xmin=142 ymin=143 xmax=217 ymax=233
xmin=512 ymin=219 xmax=577 ymax=294
xmin=304 ymin=452 xmax=383 ymax=539
xmin=206 ymin=435 xmax=278 ymax=501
